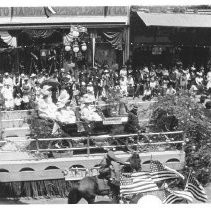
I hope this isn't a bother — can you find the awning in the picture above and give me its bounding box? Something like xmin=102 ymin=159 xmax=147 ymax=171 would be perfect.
xmin=137 ymin=12 xmax=211 ymax=28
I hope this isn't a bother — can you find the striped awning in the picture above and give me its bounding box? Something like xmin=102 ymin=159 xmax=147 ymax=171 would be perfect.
xmin=137 ymin=12 xmax=211 ymax=28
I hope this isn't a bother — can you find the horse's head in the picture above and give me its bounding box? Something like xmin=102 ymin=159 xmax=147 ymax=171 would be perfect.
xmin=128 ymin=152 xmax=142 ymax=172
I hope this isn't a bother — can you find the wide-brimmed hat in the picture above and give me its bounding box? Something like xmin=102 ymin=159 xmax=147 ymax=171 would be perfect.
xmin=104 ymin=64 xmax=109 ymax=69
xmin=132 ymin=105 xmax=138 ymax=110
xmin=143 ymin=67 xmax=149 ymax=73
xmin=56 ymin=101 xmax=66 ymax=109
xmin=4 ymin=72 xmax=9 ymax=76
xmin=106 ymin=151 xmax=129 ymax=165
xmin=205 ymin=101 xmax=211 ymax=109
xmin=41 ymin=85 xmax=52 ymax=95
xmin=82 ymin=94 xmax=94 ymax=103
xmin=30 ymin=73 xmax=36 ymax=77
xmin=196 ymin=72 xmax=203 ymax=76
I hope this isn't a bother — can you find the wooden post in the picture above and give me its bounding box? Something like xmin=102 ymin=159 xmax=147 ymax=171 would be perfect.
xmin=182 ymin=131 xmax=186 ymax=151
xmin=35 ymin=138 xmax=40 ymax=154
xmin=87 ymin=137 xmax=90 ymax=157
xmin=0 ymin=111 xmax=2 ymax=140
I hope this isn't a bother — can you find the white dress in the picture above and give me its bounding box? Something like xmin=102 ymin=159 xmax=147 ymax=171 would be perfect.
xmin=80 ymin=104 xmax=102 ymax=121
xmin=1 ymin=87 xmax=14 ymax=109
xmin=38 ymin=96 xmax=58 ymax=120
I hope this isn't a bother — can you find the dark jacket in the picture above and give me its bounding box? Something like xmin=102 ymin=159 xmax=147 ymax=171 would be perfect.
xmin=124 ymin=109 xmax=141 ymax=133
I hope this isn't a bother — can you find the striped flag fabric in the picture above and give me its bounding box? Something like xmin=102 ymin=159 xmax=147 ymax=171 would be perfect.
xmin=162 ymin=188 xmax=184 ymax=204
xmin=184 ymin=173 xmax=207 ymax=203
xmin=173 ymin=190 xmax=194 ymax=203
xmin=150 ymin=160 xmax=180 ymax=182
xmin=120 ymin=171 xmax=159 ymax=195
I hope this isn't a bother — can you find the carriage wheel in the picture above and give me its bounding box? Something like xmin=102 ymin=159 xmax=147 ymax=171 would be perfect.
xmin=48 ymin=139 xmax=73 ymax=158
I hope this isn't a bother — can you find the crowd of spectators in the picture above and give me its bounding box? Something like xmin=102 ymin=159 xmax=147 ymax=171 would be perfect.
xmin=0 ymin=62 xmax=211 ymax=112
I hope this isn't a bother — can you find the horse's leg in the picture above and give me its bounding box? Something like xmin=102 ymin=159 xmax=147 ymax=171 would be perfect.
xmin=84 ymin=195 xmax=96 ymax=204
xmin=67 ymin=187 xmax=82 ymax=204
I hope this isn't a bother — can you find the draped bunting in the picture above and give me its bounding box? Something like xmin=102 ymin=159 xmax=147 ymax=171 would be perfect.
xmin=103 ymin=31 xmax=124 ymax=50
xmin=22 ymin=29 xmax=55 ymax=39
xmin=63 ymin=26 xmax=87 ymax=46
xmin=63 ymin=33 xmax=74 ymax=46
xmin=0 ymin=31 xmax=17 ymax=48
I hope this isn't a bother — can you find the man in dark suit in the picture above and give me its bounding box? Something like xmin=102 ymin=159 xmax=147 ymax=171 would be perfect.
xmin=124 ymin=105 xmax=141 ymax=133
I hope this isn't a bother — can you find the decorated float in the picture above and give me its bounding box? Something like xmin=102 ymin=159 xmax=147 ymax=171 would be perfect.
xmin=0 ymin=96 xmax=186 ymax=198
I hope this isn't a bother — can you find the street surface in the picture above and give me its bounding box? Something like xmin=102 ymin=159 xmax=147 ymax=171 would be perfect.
xmin=1 ymin=182 xmax=211 ymax=204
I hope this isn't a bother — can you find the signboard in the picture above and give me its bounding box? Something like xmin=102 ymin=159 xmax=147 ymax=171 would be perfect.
xmin=103 ymin=116 xmax=128 ymax=125
xmin=0 ymin=7 xmax=128 ymax=18
xmin=152 ymin=46 xmax=163 ymax=55
xmin=64 ymin=167 xmax=100 ymax=181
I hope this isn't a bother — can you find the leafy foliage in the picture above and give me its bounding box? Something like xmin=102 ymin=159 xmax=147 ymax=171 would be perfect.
xmin=150 ymin=90 xmax=211 ymax=185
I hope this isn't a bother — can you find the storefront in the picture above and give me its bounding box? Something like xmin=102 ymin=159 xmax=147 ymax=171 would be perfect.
xmin=0 ymin=6 xmax=130 ymax=74
xmin=130 ymin=9 xmax=211 ymax=69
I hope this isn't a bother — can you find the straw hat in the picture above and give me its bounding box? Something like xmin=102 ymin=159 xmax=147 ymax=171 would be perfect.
xmin=30 ymin=73 xmax=36 ymax=78
xmin=82 ymin=94 xmax=94 ymax=103
xmin=41 ymin=85 xmax=52 ymax=95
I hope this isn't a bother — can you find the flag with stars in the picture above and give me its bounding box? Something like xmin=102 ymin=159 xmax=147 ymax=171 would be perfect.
xmin=184 ymin=173 xmax=207 ymax=203
xmin=120 ymin=171 xmax=158 ymax=195
xmin=162 ymin=188 xmax=184 ymax=204
xmin=150 ymin=160 xmax=180 ymax=182
xmin=162 ymin=188 xmax=194 ymax=204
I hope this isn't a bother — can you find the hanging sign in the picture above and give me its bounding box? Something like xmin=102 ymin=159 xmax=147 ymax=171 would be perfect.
xmin=152 ymin=46 xmax=162 ymax=55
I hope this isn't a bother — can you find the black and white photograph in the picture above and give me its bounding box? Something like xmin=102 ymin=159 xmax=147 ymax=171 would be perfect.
xmin=0 ymin=0 xmax=211 ymax=205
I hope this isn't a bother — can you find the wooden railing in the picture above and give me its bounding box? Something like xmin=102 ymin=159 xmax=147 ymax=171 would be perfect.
xmin=1 ymin=131 xmax=186 ymax=157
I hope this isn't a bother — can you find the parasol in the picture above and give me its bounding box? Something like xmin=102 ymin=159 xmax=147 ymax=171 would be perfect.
xmin=40 ymin=79 xmax=60 ymax=89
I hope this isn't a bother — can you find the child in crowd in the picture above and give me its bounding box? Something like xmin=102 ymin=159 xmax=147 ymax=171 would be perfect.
xmin=142 ymin=85 xmax=152 ymax=101
xmin=166 ymin=83 xmax=176 ymax=95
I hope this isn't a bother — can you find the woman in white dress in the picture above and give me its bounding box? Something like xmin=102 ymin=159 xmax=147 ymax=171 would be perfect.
xmin=1 ymin=84 xmax=14 ymax=110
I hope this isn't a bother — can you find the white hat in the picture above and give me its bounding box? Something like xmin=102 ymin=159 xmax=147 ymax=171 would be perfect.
xmin=82 ymin=94 xmax=94 ymax=103
xmin=41 ymin=85 xmax=52 ymax=95
xmin=81 ymin=82 xmax=86 ymax=85
xmin=4 ymin=72 xmax=9 ymax=76
xmin=56 ymin=102 xmax=65 ymax=109
xmin=88 ymin=82 xmax=93 ymax=85
xmin=30 ymin=73 xmax=36 ymax=77
xmin=143 ymin=67 xmax=149 ymax=73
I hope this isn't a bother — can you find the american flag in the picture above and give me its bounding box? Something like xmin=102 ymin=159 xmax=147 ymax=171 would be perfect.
xmin=150 ymin=160 xmax=180 ymax=182
xmin=120 ymin=171 xmax=159 ymax=195
xmin=162 ymin=188 xmax=184 ymax=204
xmin=184 ymin=173 xmax=207 ymax=203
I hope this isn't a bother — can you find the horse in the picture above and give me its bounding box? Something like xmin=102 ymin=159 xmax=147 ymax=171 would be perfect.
xmin=67 ymin=152 xmax=141 ymax=204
